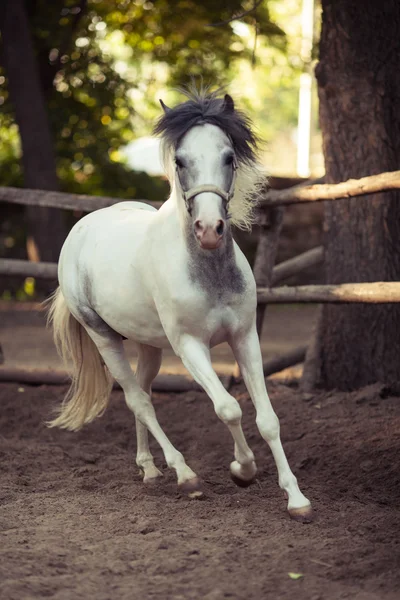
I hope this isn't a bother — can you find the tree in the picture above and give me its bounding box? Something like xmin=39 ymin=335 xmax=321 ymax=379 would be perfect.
xmin=315 ymin=0 xmax=400 ymax=390
xmin=0 ymin=2 xmax=285 ymax=269
xmin=0 ymin=0 xmax=65 ymax=263
xmin=0 ymin=1 xmax=284 ymax=195
xmin=0 ymin=0 xmax=290 ymax=192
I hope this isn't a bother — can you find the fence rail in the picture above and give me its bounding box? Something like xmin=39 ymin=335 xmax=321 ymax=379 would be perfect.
xmin=2 ymin=171 xmax=400 ymax=214
xmin=0 ymin=366 xmax=231 ymax=392
xmin=0 ymin=245 xmax=325 ymax=283
xmin=0 ymin=185 xmax=161 ymax=212
xmin=259 ymin=170 xmax=400 ymax=207
xmin=0 ymin=258 xmax=58 ymax=279
xmin=271 ymin=246 xmax=323 ymax=285
xmin=257 ymin=282 xmax=400 ymax=304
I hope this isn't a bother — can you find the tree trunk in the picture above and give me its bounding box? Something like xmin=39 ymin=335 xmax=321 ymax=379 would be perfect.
xmin=0 ymin=0 xmax=65 ymax=265
xmin=315 ymin=0 xmax=400 ymax=390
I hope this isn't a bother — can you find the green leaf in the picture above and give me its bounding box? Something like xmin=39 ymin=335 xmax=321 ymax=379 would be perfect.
xmin=288 ymin=572 xmax=304 ymax=580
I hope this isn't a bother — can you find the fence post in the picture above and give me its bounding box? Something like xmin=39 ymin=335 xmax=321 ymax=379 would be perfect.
xmin=253 ymin=207 xmax=284 ymax=335
xmin=232 ymin=206 xmax=283 ymax=382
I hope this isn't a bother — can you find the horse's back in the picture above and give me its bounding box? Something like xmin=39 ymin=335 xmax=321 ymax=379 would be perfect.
xmin=59 ymin=200 xmax=158 ymax=294
xmin=110 ymin=201 xmax=158 ymax=213
xmin=63 ymin=201 xmax=157 ymax=248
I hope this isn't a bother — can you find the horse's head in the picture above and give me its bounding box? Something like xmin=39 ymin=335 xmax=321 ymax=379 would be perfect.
xmin=154 ymin=88 xmax=260 ymax=250
xmin=174 ymin=119 xmax=237 ymax=249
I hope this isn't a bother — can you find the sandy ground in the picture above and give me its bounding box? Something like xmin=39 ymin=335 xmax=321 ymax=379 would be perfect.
xmin=0 ymin=380 xmax=400 ymax=600
xmin=1 ymin=304 xmax=400 ymax=599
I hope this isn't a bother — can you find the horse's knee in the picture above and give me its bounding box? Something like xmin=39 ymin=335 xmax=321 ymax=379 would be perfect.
xmin=215 ymin=395 xmax=242 ymax=425
xmin=256 ymin=412 xmax=280 ymax=442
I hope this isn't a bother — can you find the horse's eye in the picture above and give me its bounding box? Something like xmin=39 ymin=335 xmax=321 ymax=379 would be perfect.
xmin=175 ymin=157 xmax=184 ymax=168
xmin=225 ymin=154 xmax=234 ymax=166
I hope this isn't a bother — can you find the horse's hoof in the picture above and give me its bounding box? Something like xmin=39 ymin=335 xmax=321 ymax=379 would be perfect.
xmin=288 ymin=504 xmax=314 ymax=523
xmin=230 ymin=460 xmax=256 ymax=488
xmin=230 ymin=472 xmax=256 ymax=488
xmin=179 ymin=477 xmax=203 ymax=499
xmin=140 ymin=466 xmax=163 ymax=484
xmin=143 ymin=474 xmax=163 ymax=485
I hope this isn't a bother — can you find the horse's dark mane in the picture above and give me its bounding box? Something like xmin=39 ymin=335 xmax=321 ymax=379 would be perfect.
xmin=153 ymin=87 xmax=259 ymax=165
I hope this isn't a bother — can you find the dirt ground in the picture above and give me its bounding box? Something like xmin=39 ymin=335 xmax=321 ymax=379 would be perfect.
xmin=1 ymin=378 xmax=400 ymax=600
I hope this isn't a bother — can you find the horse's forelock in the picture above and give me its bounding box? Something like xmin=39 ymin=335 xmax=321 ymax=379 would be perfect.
xmin=153 ymin=89 xmax=259 ymax=165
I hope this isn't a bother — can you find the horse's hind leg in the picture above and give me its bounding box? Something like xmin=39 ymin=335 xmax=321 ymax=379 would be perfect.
xmin=135 ymin=344 xmax=163 ymax=483
xmin=84 ymin=327 xmax=201 ymax=495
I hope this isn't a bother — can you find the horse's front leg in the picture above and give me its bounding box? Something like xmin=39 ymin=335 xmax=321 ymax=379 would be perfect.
xmin=232 ymin=323 xmax=313 ymax=523
xmin=177 ymin=335 xmax=257 ymax=486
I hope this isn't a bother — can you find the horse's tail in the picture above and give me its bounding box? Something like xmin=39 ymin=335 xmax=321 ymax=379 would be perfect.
xmin=46 ymin=287 xmax=113 ymax=431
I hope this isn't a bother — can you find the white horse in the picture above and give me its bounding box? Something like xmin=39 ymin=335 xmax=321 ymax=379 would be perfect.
xmin=48 ymin=89 xmax=312 ymax=522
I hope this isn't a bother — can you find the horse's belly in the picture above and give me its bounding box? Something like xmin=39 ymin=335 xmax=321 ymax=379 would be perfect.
xmin=129 ymin=331 xmax=172 ymax=350
xmin=119 ymin=317 xmax=172 ymax=350
xmin=95 ymin=294 xmax=172 ymax=350
xmin=209 ymin=329 xmax=230 ymax=348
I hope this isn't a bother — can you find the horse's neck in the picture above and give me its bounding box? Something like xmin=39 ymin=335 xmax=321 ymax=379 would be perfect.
xmin=162 ymin=189 xmax=244 ymax=297
xmin=183 ymin=214 xmax=245 ymax=299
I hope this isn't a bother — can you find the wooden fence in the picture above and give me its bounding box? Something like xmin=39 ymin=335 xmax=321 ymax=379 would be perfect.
xmin=1 ymin=169 xmax=400 ymax=390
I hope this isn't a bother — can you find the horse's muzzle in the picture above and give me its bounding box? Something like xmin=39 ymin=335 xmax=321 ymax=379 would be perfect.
xmin=194 ymin=219 xmax=224 ymax=250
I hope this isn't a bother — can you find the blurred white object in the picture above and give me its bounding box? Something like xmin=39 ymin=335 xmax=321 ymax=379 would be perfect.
xmin=124 ymin=136 xmax=164 ymax=176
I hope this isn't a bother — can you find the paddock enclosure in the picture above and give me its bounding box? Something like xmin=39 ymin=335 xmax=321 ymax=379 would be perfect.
xmin=2 ymin=170 xmax=400 ymax=390
xmin=1 ymin=173 xmax=400 ymax=598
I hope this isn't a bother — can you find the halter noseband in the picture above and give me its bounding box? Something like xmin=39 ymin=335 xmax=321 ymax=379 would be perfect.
xmin=176 ymin=156 xmax=238 ymax=213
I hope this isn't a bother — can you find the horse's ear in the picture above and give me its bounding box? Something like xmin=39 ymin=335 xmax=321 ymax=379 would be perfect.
xmin=159 ymin=99 xmax=171 ymax=114
xmin=222 ymin=94 xmax=235 ymax=113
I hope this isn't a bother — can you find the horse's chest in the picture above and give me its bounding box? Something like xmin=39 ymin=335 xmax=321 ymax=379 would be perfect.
xmin=188 ymin=253 xmax=245 ymax=302
xmin=173 ymin=291 xmax=241 ymax=342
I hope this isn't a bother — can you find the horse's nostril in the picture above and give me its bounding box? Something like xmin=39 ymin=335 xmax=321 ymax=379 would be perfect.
xmin=194 ymin=220 xmax=203 ymax=233
xmin=216 ymin=220 xmax=224 ymax=236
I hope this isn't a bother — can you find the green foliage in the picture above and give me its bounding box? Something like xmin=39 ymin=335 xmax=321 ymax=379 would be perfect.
xmin=0 ymin=1 xmax=312 ymax=299
xmin=0 ymin=0 xmax=285 ymax=199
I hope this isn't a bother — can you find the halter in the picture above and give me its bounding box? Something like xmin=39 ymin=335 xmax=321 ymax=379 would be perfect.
xmin=176 ymin=156 xmax=238 ymax=214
